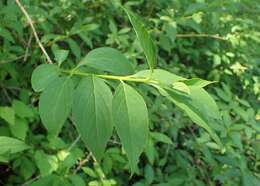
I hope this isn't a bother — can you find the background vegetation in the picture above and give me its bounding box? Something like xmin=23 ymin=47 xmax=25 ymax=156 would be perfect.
xmin=0 ymin=0 xmax=259 ymax=185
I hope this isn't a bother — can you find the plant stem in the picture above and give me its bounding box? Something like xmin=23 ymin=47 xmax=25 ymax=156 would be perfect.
xmin=176 ymin=33 xmax=227 ymax=40
xmin=61 ymin=69 xmax=157 ymax=83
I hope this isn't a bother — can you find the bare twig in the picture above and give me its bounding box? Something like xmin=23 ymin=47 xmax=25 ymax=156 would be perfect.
xmin=15 ymin=0 xmax=53 ymax=64
xmin=176 ymin=33 xmax=227 ymax=40
xmin=74 ymin=153 xmax=92 ymax=174
xmin=2 ymin=87 xmax=12 ymax=103
xmin=23 ymin=32 xmax=33 ymax=62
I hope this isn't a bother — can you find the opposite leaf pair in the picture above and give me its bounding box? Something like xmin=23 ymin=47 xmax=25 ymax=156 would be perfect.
xmin=32 ymin=66 xmax=149 ymax=172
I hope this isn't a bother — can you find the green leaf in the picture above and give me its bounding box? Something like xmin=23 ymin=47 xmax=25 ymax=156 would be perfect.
xmin=134 ymin=69 xmax=186 ymax=85
xmin=124 ymin=8 xmax=157 ymax=70
xmin=53 ymin=49 xmax=69 ymax=66
xmin=10 ymin=117 xmax=28 ymax=140
xmin=172 ymin=82 xmax=190 ymax=94
xmin=153 ymin=84 xmax=222 ymax=146
xmin=182 ymin=78 xmax=216 ymax=88
xmin=112 ymin=83 xmax=149 ymax=172
xmin=72 ymin=76 xmax=113 ymax=161
xmin=66 ymin=38 xmax=81 ymax=59
xmin=78 ymin=47 xmax=134 ymax=75
xmin=166 ymin=86 xmax=222 ymax=146
xmin=0 ymin=136 xmax=30 ymax=154
xmin=34 ymin=150 xmax=58 ymax=177
xmin=69 ymin=174 xmax=86 ymax=186
xmin=150 ymin=132 xmax=173 ymax=144
xmin=31 ymin=64 xmax=60 ymax=92
xmin=0 ymin=106 xmax=15 ymax=125
xmin=12 ymin=100 xmax=34 ymax=118
xmin=0 ymin=27 xmax=15 ymax=43
xmin=20 ymin=157 xmax=36 ymax=180
xmin=39 ymin=77 xmax=73 ymax=136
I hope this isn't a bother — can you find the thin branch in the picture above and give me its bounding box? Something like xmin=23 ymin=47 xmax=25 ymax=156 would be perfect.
xmin=2 ymin=87 xmax=12 ymax=103
xmin=23 ymin=32 xmax=33 ymax=62
xmin=176 ymin=33 xmax=227 ymax=41
xmin=15 ymin=0 xmax=53 ymax=64
xmin=74 ymin=152 xmax=92 ymax=174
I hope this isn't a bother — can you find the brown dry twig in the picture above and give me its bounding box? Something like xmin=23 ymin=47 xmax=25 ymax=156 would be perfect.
xmin=15 ymin=0 xmax=53 ymax=64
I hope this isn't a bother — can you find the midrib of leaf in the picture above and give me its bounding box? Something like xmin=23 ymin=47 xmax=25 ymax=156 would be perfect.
xmin=122 ymin=84 xmax=135 ymax=168
xmin=91 ymin=77 xmax=101 ymax=152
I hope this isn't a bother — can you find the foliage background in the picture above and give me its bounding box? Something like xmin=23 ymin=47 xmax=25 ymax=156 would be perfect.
xmin=0 ymin=0 xmax=259 ymax=185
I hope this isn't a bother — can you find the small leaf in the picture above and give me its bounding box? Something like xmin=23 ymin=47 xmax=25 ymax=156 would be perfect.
xmin=0 ymin=136 xmax=30 ymax=154
xmin=10 ymin=117 xmax=28 ymax=140
xmin=66 ymin=38 xmax=81 ymax=59
xmin=72 ymin=76 xmax=113 ymax=161
xmin=112 ymin=83 xmax=149 ymax=172
xmin=78 ymin=47 xmax=134 ymax=75
xmin=69 ymin=174 xmax=86 ymax=186
xmin=0 ymin=27 xmax=15 ymax=43
xmin=0 ymin=106 xmax=15 ymax=125
xmin=39 ymin=77 xmax=73 ymax=136
xmin=53 ymin=49 xmax=69 ymax=66
xmin=124 ymin=8 xmax=157 ymax=70
xmin=31 ymin=64 xmax=60 ymax=92
xmin=12 ymin=100 xmax=34 ymax=118
xmin=34 ymin=150 xmax=58 ymax=177
xmin=182 ymin=78 xmax=216 ymax=87
xmin=150 ymin=132 xmax=173 ymax=144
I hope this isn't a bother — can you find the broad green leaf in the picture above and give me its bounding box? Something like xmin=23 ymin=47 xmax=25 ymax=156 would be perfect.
xmin=72 ymin=76 xmax=113 ymax=161
xmin=78 ymin=47 xmax=134 ymax=75
xmin=0 ymin=106 xmax=15 ymax=125
xmin=134 ymin=69 xmax=186 ymax=85
xmin=31 ymin=64 xmax=60 ymax=92
xmin=166 ymin=86 xmax=222 ymax=146
xmin=112 ymin=83 xmax=149 ymax=172
xmin=182 ymin=78 xmax=216 ymax=87
xmin=154 ymin=84 xmax=222 ymax=146
xmin=34 ymin=150 xmax=58 ymax=177
xmin=12 ymin=100 xmax=34 ymax=118
xmin=124 ymin=8 xmax=157 ymax=70
xmin=150 ymin=132 xmax=173 ymax=144
xmin=39 ymin=77 xmax=73 ymax=136
xmin=0 ymin=136 xmax=30 ymax=154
